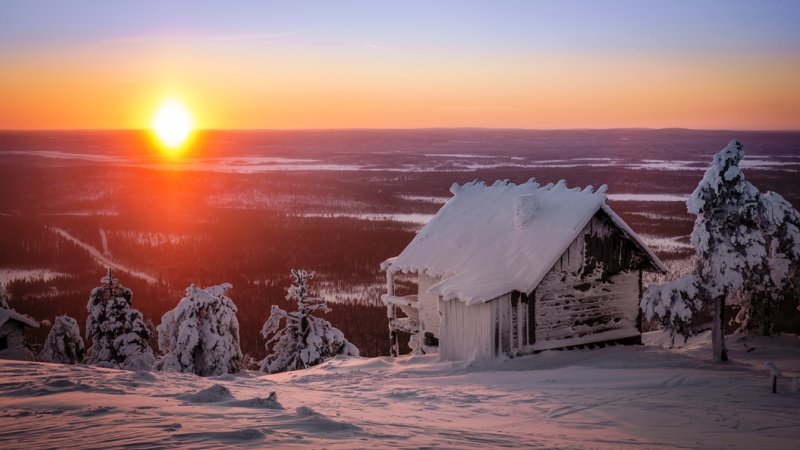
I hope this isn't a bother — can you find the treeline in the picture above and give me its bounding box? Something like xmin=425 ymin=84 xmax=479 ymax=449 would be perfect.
xmin=32 ymin=211 xmax=415 ymax=288
xmin=1 ymin=202 xmax=417 ymax=358
xmin=10 ymin=271 xmax=393 ymax=359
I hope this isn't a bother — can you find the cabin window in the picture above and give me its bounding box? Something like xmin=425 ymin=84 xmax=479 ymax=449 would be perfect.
xmin=0 ymin=335 xmax=7 ymax=351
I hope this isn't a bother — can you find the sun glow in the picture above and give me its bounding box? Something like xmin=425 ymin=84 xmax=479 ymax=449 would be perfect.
xmin=152 ymin=99 xmax=193 ymax=152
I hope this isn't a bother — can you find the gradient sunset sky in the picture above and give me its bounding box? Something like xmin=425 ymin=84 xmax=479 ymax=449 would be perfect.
xmin=1 ymin=1 xmax=799 ymax=130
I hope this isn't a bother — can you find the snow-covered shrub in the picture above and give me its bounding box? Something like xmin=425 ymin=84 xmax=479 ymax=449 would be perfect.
xmin=240 ymin=354 xmax=261 ymax=371
xmin=641 ymin=274 xmax=703 ymax=346
xmin=154 ymin=283 xmax=242 ymax=376
xmin=260 ymin=270 xmax=359 ymax=374
xmin=642 ymin=140 xmax=800 ymax=360
xmin=40 ymin=315 xmax=85 ymax=364
xmin=85 ymin=269 xmax=155 ymax=370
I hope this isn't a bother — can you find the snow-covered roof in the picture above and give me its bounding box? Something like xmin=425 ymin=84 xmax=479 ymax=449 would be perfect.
xmin=0 ymin=308 xmax=40 ymax=329
xmin=383 ymin=179 xmax=666 ymax=305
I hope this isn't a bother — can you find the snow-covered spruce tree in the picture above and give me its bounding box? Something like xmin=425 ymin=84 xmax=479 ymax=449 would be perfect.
xmin=735 ymin=191 xmax=800 ymax=335
xmin=260 ymin=270 xmax=359 ymax=374
xmin=85 ymin=269 xmax=156 ymax=370
xmin=686 ymin=140 xmax=771 ymax=361
xmin=40 ymin=315 xmax=85 ymax=364
xmin=643 ymin=140 xmax=777 ymax=361
xmin=154 ymin=283 xmax=242 ymax=376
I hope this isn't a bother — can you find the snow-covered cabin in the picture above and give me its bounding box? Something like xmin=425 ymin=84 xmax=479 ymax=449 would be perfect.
xmin=381 ymin=179 xmax=666 ymax=360
xmin=0 ymin=308 xmax=40 ymax=361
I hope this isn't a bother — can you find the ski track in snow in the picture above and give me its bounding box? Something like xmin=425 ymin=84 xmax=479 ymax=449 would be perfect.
xmin=49 ymin=227 xmax=158 ymax=284
xmin=0 ymin=333 xmax=798 ymax=449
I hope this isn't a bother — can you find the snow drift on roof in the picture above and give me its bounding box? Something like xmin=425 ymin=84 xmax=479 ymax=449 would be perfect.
xmin=384 ymin=179 xmax=664 ymax=305
xmin=0 ymin=308 xmax=40 ymax=329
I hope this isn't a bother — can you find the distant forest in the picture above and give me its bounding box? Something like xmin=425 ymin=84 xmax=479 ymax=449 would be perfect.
xmin=2 ymin=129 xmax=799 ymax=358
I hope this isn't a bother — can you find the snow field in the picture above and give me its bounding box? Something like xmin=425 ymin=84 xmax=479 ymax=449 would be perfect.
xmin=1 ymin=332 xmax=798 ymax=449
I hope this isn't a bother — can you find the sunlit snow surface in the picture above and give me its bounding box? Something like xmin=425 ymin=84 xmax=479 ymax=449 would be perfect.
xmin=1 ymin=332 xmax=798 ymax=449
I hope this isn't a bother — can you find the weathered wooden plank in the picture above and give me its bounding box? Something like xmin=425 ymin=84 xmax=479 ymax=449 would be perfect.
xmin=531 ymin=211 xmax=643 ymax=347
xmin=438 ymin=297 xmax=492 ymax=360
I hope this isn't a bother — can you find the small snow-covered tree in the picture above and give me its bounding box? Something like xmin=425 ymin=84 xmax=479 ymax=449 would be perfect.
xmin=85 ymin=269 xmax=155 ymax=370
xmin=40 ymin=315 xmax=85 ymax=364
xmin=642 ymin=140 xmax=800 ymax=361
xmin=260 ymin=270 xmax=359 ymax=374
xmin=641 ymin=274 xmax=703 ymax=347
xmin=0 ymin=285 xmax=9 ymax=309
xmin=154 ymin=283 xmax=242 ymax=376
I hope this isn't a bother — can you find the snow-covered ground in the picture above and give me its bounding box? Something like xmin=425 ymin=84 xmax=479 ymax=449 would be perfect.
xmin=1 ymin=332 xmax=798 ymax=449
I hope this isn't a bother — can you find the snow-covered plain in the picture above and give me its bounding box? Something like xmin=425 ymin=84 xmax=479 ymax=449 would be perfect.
xmin=1 ymin=332 xmax=798 ymax=449
xmin=3 ymin=147 xmax=799 ymax=174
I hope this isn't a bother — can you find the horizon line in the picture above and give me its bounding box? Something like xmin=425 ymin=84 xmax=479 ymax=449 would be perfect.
xmin=1 ymin=126 xmax=800 ymax=133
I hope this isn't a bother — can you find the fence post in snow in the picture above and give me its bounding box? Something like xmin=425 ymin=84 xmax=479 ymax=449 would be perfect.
xmin=766 ymin=362 xmax=781 ymax=394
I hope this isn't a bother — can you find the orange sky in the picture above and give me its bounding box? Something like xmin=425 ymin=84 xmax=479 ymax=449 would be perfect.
xmin=1 ymin=2 xmax=799 ymax=130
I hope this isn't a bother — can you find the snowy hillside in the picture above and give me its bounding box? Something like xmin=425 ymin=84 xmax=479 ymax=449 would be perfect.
xmin=1 ymin=333 xmax=799 ymax=449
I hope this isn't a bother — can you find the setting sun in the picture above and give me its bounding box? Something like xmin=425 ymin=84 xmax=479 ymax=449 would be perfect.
xmin=152 ymin=99 xmax=193 ymax=152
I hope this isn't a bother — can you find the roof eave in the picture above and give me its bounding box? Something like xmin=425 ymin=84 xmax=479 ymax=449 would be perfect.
xmin=600 ymin=204 xmax=668 ymax=274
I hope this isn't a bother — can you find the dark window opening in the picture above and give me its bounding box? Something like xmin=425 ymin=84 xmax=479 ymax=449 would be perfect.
xmin=0 ymin=335 xmax=7 ymax=351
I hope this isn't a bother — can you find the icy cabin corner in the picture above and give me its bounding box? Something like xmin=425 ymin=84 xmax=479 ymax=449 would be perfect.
xmin=0 ymin=307 xmax=40 ymax=361
xmin=381 ymin=179 xmax=666 ymax=360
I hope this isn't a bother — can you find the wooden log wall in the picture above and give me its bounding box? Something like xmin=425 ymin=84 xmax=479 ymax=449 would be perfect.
xmin=534 ymin=211 xmax=643 ymax=345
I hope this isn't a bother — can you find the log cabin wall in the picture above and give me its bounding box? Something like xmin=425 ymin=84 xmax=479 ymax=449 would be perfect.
xmin=533 ymin=211 xmax=644 ymax=346
xmin=0 ymin=322 xmax=29 ymax=360
xmin=490 ymin=292 xmax=533 ymax=356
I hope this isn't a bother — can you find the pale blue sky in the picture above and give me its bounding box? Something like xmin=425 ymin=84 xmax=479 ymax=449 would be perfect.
xmin=3 ymin=1 xmax=799 ymax=55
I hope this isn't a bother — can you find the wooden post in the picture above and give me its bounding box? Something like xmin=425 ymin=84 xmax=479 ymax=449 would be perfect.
xmin=636 ymin=269 xmax=643 ymax=333
xmin=528 ymin=291 xmax=536 ymax=346
xmin=515 ymin=293 xmax=523 ymax=352
xmin=767 ymin=362 xmax=780 ymax=394
xmin=386 ymin=270 xmax=399 ymax=357
xmin=508 ymin=295 xmax=515 ymax=356
xmin=713 ymin=295 xmax=728 ymax=362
